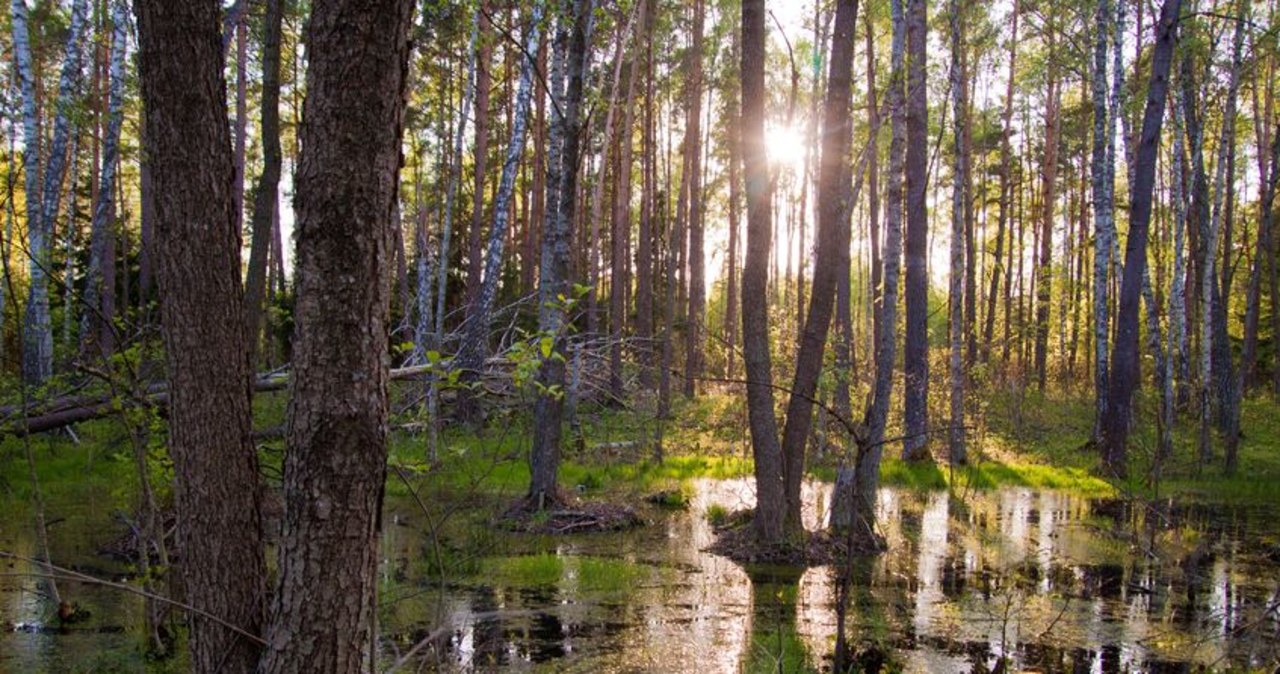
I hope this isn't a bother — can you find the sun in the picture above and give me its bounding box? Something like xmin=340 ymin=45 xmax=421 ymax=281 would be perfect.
xmin=765 ymin=123 xmax=806 ymax=172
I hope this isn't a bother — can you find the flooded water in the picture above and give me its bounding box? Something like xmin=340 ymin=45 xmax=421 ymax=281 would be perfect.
xmin=4 ymin=479 xmax=1279 ymax=672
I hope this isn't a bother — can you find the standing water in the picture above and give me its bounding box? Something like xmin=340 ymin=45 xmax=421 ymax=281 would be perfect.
xmin=3 ymin=479 xmax=1278 ymax=672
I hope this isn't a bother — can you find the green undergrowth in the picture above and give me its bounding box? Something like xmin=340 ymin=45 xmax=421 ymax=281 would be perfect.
xmin=478 ymin=553 xmax=649 ymax=594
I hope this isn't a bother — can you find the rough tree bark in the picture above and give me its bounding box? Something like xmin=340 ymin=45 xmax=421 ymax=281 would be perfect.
xmin=901 ymin=0 xmax=930 ymax=461
xmin=528 ymin=0 xmax=593 ymax=507
xmin=257 ymin=0 xmax=413 ymax=672
xmin=133 ymin=0 xmax=267 ymax=670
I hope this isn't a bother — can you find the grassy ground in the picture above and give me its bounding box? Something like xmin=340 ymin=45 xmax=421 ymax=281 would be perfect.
xmin=5 ymin=382 xmax=1278 ymax=526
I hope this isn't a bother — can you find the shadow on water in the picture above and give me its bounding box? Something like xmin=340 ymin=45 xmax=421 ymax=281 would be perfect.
xmin=5 ymin=478 xmax=1280 ymax=672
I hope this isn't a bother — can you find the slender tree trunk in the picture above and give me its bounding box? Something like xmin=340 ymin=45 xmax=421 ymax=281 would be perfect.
xmin=683 ymin=0 xmax=706 ymax=398
xmin=134 ymin=1 xmax=267 ymax=670
xmin=741 ymin=0 xmax=786 ymax=546
xmin=1090 ymin=0 xmax=1116 ymax=440
xmin=1034 ymin=53 xmax=1060 ymax=392
xmin=466 ymin=1 xmax=493 ymax=313
xmin=1101 ymin=0 xmax=1181 ymax=478
xmin=21 ymin=0 xmax=89 ymax=386
xmin=243 ymin=0 xmax=284 ymax=367
xmin=777 ymin=0 xmax=859 ymax=536
xmin=901 ymin=0 xmax=930 ymax=461
xmin=637 ymin=0 xmax=657 ymax=387
xmin=528 ymin=0 xmax=593 ymax=507
xmin=1213 ymin=6 xmax=1247 ymax=472
xmin=982 ymin=0 xmax=1017 ymax=365
xmin=82 ymin=1 xmax=126 ymax=359
xmin=455 ymin=6 xmax=543 ymax=425
xmin=257 ymin=1 xmax=412 ymax=672
xmin=947 ymin=0 xmax=968 ymax=464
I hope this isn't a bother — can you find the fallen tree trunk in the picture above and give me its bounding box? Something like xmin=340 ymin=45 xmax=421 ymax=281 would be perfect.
xmin=1 ymin=365 xmax=436 ymax=438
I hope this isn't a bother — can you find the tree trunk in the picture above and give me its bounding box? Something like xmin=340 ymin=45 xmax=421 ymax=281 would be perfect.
xmin=529 ymin=0 xmax=593 ymax=507
xmin=901 ymin=0 xmax=930 ymax=461
xmin=741 ymin=0 xmax=786 ymax=546
xmin=455 ymin=8 xmax=543 ymax=425
xmin=20 ymin=0 xmax=89 ymax=386
xmin=947 ymin=0 xmax=968 ymax=464
xmin=1090 ymin=0 xmax=1116 ymax=440
xmin=466 ymin=1 xmax=492 ymax=314
xmin=82 ymin=0 xmax=126 ymax=359
xmin=1034 ymin=54 xmax=1060 ymax=392
xmin=777 ymin=0 xmax=859 ymax=536
xmin=257 ymin=1 xmax=412 ymax=672
xmin=134 ymin=0 xmax=267 ymax=670
xmin=243 ymin=0 xmax=284 ymax=367
xmin=982 ymin=0 xmax=1017 ymax=365
xmin=1101 ymin=0 xmax=1181 ymax=478
xmin=683 ymin=0 xmax=706 ymax=399
xmin=637 ymin=0 xmax=657 ymax=387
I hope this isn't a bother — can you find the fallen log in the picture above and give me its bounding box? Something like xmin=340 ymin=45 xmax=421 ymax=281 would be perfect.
xmin=2 ymin=365 xmax=436 ymax=438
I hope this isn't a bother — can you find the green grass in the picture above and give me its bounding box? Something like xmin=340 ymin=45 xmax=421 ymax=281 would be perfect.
xmin=482 ymin=552 xmax=564 ymax=586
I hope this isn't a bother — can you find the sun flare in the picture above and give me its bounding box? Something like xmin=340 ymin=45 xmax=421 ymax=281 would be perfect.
xmin=764 ymin=123 xmax=806 ymax=171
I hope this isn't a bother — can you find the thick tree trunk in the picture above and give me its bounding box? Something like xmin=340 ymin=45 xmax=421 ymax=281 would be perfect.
xmin=134 ymin=1 xmax=267 ymax=670
xmin=741 ymin=0 xmax=786 ymax=546
xmin=1101 ymin=0 xmax=1180 ymax=478
xmin=901 ymin=0 xmax=930 ymax=461
xmin=529 ymin=0 xmax=592 ymax=506
xmin=257 ymin=1 xmax=413 ymax=672
xmin=243 ymin=0 xmax=284 ymax=367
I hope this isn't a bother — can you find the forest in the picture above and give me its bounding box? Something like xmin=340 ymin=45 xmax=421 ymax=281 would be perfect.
xmin=1 ymin=0 xmax=1279 ymax=671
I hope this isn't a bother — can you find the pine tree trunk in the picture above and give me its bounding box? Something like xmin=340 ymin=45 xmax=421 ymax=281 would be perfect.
xmin=947 ymin=0 xmax=968 ymax=464
xmin=243 ymin=0 xmax=284 ymax=367
xmin=901 ymin=0 xmax=930 ymax=461
xmin=257 ymin=1 xmax=413 ymax=671
xmin=134 ymin=1 xmax=267 ymax=670
xmin=1034 ymin=55 xmax=1060 ymax=392
xmin=683 ymin=0 xmax=706 ymax=399
xmin=982 ymin=0 xmax=1017 ymax=365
